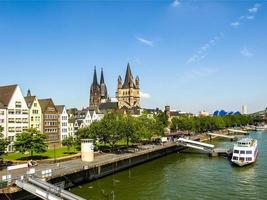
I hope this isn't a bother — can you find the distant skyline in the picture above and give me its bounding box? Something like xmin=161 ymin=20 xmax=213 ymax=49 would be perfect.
xmin=0 ymin=1 xmax=266 ymax=114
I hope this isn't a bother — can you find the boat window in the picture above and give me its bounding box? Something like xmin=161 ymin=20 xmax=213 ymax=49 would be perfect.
xmin=246 ymin=157 xmax=252 ymax=161
xmin=239 ymin=157 xmax=245 ymax=161
xmin=246 ymin=151 xmax=252 ymax=154
xmin=240 ymin=150 xmax=245 ymax=154
xmin=233 ymin=156 xmax=238 ymax=160
xmin=234 ymin=150 xmax=239 ymax=154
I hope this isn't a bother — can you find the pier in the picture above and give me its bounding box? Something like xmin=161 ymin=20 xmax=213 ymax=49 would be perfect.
xmin=177 ymin=138 xmax=232 ymax=157
xmin=228 ymin=129 xmax=249 ymax=135
xmin=206 ymin=132 xmax=236 ymax=140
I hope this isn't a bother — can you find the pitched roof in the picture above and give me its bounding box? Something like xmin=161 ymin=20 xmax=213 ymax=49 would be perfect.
xmin=38 ymin=98 xmax=55 ymax=112
xmin=0 ymin=84 xmax=17 ymax=108
xmin=24 ymin=96 xmax=36 ymax=108
xmin=99 ymin=102 xmax=118 ymax=111
xmin=55 ymin=105 xmax=65 ymax=114
xmin=122 ymin=63 xmax=136 ymax=89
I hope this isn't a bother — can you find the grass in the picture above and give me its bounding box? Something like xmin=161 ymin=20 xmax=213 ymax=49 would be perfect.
xmin=2 ymin=146 xmax=78 ymax=161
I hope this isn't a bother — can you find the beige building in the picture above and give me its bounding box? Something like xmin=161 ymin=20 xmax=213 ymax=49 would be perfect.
xmin=116 ymin=63 xmax=140 ymax=109
xmin=24 ymin=90 xmax=43 ymax=132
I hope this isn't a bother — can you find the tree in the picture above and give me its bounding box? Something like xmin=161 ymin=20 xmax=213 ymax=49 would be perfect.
xmin=0 ymin=126 xmax=9 ymax=157
xmin=62 ymin=136 xmax=75 ymax=152
xmin=14 ymin=128 xmax=47 ymax=158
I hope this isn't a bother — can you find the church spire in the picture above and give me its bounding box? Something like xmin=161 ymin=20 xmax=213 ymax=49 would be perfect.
xmin=123 ymin=63 xmax=135 ymax=88
xmin=92 ymin=66 xmax=99 ymax=86
xmin=100 ymin=68 xmax=105 ymax=84
xmin=27 ymin=89 xmax=31 ymax=97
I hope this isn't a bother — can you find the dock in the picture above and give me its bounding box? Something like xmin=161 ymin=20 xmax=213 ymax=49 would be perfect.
xmin=206 ymin=132 xmax=236 ymax=140
xmin=228 ymin=129 xmax=249 ymax=135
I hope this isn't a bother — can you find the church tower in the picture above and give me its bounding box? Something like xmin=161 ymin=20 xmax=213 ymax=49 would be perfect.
xmin=116 ymin=63 xmax=140 ymax=109
xmin=100 ymin=68 xmax=108 ymax=103
xmin=89 ymin=67 xmax=101 ymax=109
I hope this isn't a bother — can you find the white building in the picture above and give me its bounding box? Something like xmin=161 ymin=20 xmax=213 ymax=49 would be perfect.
xmin=0 ymin=85 xmax=29 ymax=152
xmin=56 ymin=105 xmax=69 ymax=141
xmin=241 ymin=105 xmax=248 ymax=115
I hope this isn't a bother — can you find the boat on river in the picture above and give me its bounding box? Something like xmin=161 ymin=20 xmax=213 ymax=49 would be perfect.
xmin=256 ymin=124 xmax=267 ymax=131
xmin=231 ymin=138 xmax=258 ymax=167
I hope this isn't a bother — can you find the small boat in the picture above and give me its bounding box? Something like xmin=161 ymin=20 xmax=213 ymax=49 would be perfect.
xmin=231 ymin=138 xmax=258 ymax=167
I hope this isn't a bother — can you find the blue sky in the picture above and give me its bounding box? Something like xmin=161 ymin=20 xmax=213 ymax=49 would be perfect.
xmin=0 ymin=1 xmax=266 ymax=114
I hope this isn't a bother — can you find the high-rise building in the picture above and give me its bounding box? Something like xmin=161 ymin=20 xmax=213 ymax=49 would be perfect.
xmin=116 ymin=63 xmax=140 ymax=109
xmin=241 ymin=105 xmax=248 ymax=115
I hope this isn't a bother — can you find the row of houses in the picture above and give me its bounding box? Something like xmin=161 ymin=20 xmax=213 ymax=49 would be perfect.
xmin=0 ymin=84 xmax=103 ymax=152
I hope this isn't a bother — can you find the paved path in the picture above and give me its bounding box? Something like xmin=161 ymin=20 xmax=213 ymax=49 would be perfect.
xmin=0 ymin=143 xmax=176 ymax=184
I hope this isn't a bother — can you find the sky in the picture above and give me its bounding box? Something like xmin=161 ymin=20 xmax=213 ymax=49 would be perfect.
xmin=0 ymin=0 xmax=266 ymax=114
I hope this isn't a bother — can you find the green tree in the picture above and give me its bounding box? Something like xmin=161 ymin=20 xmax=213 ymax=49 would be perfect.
xmin=62 ymin=136 xmax=75 ymax=152
xmin=0 ymin=126 xmax=9 ymax=157
xmin=14 ymin=128 xmax=47 ymax=158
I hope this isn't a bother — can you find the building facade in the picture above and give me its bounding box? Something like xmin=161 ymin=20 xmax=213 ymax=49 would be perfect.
xmin=24 ymin=91 xmax=43 ymax=132
xmin=56 ymin=105 xmax=69 ymax=141
xmin=39 ymin=98 xmax=60 ymax=147
xmin=116 ymin=63 xmax=140 ymax=109
xmin=0 ymin=85 xmax=29 ymax=152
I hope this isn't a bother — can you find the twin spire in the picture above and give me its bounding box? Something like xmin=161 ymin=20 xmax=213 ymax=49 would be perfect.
xmin=92 ymin=66 xmax=105 ymax=86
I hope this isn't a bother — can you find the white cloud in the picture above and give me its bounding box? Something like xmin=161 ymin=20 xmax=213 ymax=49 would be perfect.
xmin=241 ymin=47 xmax=253 ymax=57
xmin=136 ymin=37 xmax=154 ymax=47
xmin=180 ymin=67 xmax=219 ymax=83
xmin=248 ymin=4 xmax=260 ymax=13
xmin=246 ymin=15 xmax=255 ymax=20
xmin=140 ymin=91 xmax=151 ymax=99
xmin=172 ymin=0 xmax=180 ymax=7
xmin=230 ymin=21 xmax=240 ymax=28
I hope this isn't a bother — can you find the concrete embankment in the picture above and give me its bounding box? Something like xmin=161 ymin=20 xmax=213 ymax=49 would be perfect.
xmin=0 ymin=143 xmax=184 ymax=200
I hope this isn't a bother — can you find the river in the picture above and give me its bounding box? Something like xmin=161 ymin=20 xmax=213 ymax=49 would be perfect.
xmin=70 ymin=131 xmax=267 ymax=200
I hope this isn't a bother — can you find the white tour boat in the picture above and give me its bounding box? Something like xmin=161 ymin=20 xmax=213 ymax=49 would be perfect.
xmin=256 ymin=124 xmax=267 ymax=131
xmin=231 ymin=138 xmax=258 ymax=167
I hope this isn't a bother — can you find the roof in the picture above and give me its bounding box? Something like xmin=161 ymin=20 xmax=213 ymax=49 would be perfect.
xmin=100 ymin=68 xmax=105 ymax=84
xmin=122 ymin=63 xmax=136 ymax=89
xmin=99 ymin=102 xmax=118 ymax=111
xmin=55 ymin=105 xmax=65 ymax=114
xmin=0 ymin=85 xmax=17 ymax=108
xmin=92 ymin=66 xmax=99 ymax=86
xmin=24 ymin=96 xmax=36 ymax=108
xmin=39 ymin=98 xmax=55 ymax=112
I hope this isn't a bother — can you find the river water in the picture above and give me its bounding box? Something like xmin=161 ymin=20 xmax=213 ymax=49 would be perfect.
xmin=70 ymin=131 xmax=267 ymax=200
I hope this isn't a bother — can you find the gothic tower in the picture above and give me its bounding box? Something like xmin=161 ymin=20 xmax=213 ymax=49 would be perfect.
xmin=100 ymin=68 xmax=108 ymax=103
xmin=116 ymin=63 xmax=140 ymax=109
xmin=89 ymin=67 xmax=101 ymax=109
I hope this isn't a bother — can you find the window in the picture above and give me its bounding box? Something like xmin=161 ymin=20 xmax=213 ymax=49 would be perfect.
xmin=0 ymin=111 xmax=4 ymax=115
xmin=0 ymin=119 xmax=4 ymax=123
xmin=234 ymin=150 xmax=239 ymax=154
xmin=239 ymin=157 xmax=245 ymax=161
xmin=8 ymin=110 xmax=14 ymax=114
xmin=246 ymin=151 xmax=252 ymax=154
xmin=246 ymin=157 xmax=252 ymax=161
xmin=34 ymin=103 xmax=37 ymax=107
xmin=22 ymin=110 xmax=28 ymax=114
xmin=233 ymin=156 xmax=238 ymax=160
xmin=8 ymin=118 xmax=15 ymax=123
xmin=15 ymin=101 xmax=21 ymax=108
xmin=15 ymin=110 xmax=21 ymax=114
xmin=240 ymin=151 xmax=245 ymax=154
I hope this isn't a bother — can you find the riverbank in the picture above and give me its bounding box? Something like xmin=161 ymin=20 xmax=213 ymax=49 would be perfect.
xmin=0 ymin=130 xmax=229 ymax=200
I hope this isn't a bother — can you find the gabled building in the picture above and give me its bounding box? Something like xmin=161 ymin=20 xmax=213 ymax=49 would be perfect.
xmin=56 ymin=105 xmax=68 ymax=141
xmin=0 ymin=85 xmax=29 ymax=152
xmin=116 ymin=63 xmax=140 ymax=109
xmin=39 ymin=98 xmax=60 ymax=147
xmin=24 ymin=90 xmax=42 ymax=132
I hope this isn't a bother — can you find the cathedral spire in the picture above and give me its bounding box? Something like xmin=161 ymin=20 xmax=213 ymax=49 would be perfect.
xmin=93 ymin=66 xmax=99 ymax=86
xmin=123 ymin=63 xmax=135 ymax=88
xmin=100 ymin=68 xmax=105 ymax=84
xmin=27 ymin=89 xmax=31 ymax=97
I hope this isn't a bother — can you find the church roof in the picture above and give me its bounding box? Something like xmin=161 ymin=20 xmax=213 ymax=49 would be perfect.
xmin=0 ymin=84 xmax=17 ymax=108
xmin=122 ymin=63 xmax=136 ymax=89
xmin=100 ymin=68 xmax=105 ymax=84
xmin=99 ymin=102 xmax=118 ymax=111
xmin=92 ymin=66 xmax=99 ymax=86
